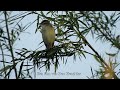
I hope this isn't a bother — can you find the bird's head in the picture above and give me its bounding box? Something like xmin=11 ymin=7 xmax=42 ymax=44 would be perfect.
xmin=40 ymin=20 xmax=53 ymax=30
xmin=40 ymin=20 xmax=50 ymax=26
xmin=35 ymin=20 xmax=51 ymax=33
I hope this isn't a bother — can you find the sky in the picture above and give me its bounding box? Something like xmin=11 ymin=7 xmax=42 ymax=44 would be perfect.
xmin=0 ymin=11 xmax=120 ymax=79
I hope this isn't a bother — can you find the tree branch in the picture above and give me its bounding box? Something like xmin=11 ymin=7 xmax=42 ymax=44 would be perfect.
xmin=0 ymin=42 xmax=7 ymax=78
xmin=4 ymin=11 xmax=18 ymax=79
xmin=78 ymin=30 xmax=119 ymax=79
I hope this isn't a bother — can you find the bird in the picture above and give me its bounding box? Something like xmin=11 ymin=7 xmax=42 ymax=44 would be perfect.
xmin=40 ymin=20 xmax=55 ymax=49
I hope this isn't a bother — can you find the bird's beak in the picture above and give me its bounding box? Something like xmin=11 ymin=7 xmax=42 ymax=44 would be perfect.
xmin=38 ymin=23 xmax=42 ymax=29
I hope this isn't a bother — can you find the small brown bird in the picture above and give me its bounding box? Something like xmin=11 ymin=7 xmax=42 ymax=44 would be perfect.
xmin=40 ymin=20 xmax=55 ymax=49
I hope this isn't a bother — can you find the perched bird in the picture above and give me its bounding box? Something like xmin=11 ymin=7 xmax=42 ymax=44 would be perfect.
xmin=40 ymin=20 xmax=55 ymax=49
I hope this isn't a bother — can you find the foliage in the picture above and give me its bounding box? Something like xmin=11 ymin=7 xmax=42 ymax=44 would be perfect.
xmin=0 ymin=11 xmax=120 ymax=79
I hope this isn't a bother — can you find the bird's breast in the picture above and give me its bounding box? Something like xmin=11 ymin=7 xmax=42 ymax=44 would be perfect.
xmin=41 ymin=26 xmax=55 ymax=44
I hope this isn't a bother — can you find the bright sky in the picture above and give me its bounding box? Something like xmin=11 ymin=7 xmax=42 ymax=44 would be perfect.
xmin=0 ymin=11 xmax=120 ymax=79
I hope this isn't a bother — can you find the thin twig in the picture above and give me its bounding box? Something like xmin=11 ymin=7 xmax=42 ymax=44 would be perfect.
xmin=4 ymin=11 xmax=18 ymax=79
xmin=0 ymin=42 xmax=7 ymax=78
